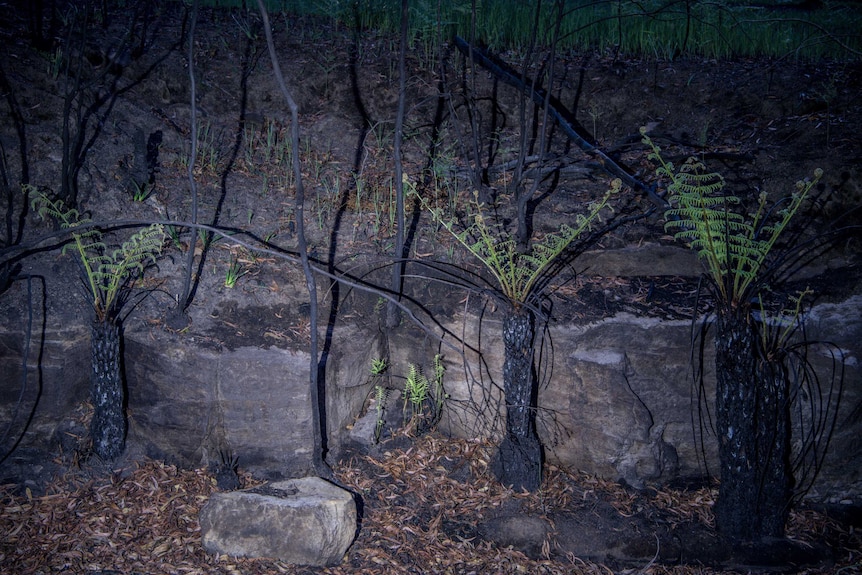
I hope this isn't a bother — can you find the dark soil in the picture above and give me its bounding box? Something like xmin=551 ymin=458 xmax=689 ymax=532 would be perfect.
xmin=2 ymin=3 xmax=861 ymax=574
xmin=4 ymin=3 xmax=860 ymax=333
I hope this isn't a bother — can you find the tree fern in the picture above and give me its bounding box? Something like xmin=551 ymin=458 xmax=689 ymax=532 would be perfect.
xmin=413 ymin=179 xmax=619 ymax=303
xmin=641 ymin=130 xmax=821 ymax=305
xmin=642 ymin=130 xmax=833 ymax=542
xmin=30 ymin=189 xmax=165 ymax=321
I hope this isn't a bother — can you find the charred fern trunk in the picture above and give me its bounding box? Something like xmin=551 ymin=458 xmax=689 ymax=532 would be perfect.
xmin=754 ymin=358 xmax=793 ymax=537
xmin=713 ymin=307 xmax=792 ymax=543
xmin=90 ymin=320 xmax=126 ymax=460
xmin=493 ymin=307 xmax=542 ymax=491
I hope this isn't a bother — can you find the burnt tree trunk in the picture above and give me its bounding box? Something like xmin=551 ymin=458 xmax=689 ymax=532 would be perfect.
xmin=753 ymin=355 xmax=793 ymax=536
xmin=90 ymin=320 xmax=126 ymax=460
xmin=713 ymin=307 xmax=792 ymax=544
xmin=492 ymin=306 xmax=542 ymax=491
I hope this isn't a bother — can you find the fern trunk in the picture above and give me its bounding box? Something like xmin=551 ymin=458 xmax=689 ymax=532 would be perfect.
xmin=713 ymin=307 xmax=792 ymax=544
xmin=492 ymin=307 xmax=542 ymax=491
xmin=754 ymin=358 xmax=793 ymax=537
xmin=90 ymin=320 xmax=126 ymax=460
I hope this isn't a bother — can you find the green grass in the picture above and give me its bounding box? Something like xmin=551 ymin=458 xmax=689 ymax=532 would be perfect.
xmin=179 ymin=0 xmax=861 ymax=61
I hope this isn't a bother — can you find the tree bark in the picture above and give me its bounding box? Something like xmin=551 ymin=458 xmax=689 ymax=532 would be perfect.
xmin=90 ymin=320 xmax=126 ymax=460
xmin=713 ymin=307 xmax=792 ymax=544
xmin=753 ymin=355 xmax=793 ymax=536
xmin=256 ymin=0 xmax=329 ymax=477
xmin=493 ymin=306 xmax=542 ymax=491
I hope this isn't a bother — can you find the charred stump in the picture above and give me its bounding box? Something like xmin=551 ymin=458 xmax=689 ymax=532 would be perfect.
xmin=90 ymin=320 xmax=126 ymax=460
xmin=492 ymin=307 xmax=542 ymax=491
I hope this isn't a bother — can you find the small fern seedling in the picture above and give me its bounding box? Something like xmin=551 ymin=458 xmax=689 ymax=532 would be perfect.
xmin=403 ymin=363 xmax=429 ymax=421
xmin=373 ymin=384 xmax=389 ymax=443
xmin=370 ymin=357 xmax=389 ymax=377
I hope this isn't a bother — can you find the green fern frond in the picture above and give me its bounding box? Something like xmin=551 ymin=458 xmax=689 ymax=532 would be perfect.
xmin=373 ymin=384 xmax=390 ymax=443
xmin=433 ymin=354 xmax=445 ymax=388
xmin=642 ymin=130 xmax=822 ymax=305
xmin=664 ymin=158 xmax=726 ymax=197
xmin=370 ymin=357 xmax=389 ymax=376
xmin=411 ymin=178 xmax=618 ymax=303
xmin=403 ymin=363 xmax=429 ymax=418
xmin=758 ymin=288 xmax=813 ymax=353
xmin=28 ymin=188 xmax=165 ymax=321
xmin=110 ymin=223 xmax=165 ymax=273
xmin=61 ymin=236 xmax=107 ymax=261
xmin=30 ymin=192 xmax=82 ymax=226
xmin=99 ymin=224 xmax=165 ymax=314
xmin=374 ymin=383 xmax=389 ymax=404
xmin=29 ymin=192 xmax=103 ymax=252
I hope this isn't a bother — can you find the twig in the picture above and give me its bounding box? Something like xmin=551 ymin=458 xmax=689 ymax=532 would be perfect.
xmin=636 ymin=533 xmax=660 ymax=575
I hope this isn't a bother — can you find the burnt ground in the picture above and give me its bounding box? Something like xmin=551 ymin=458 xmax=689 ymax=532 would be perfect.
xmin=3 ymin=3 xmax=861 ymax=335
xmin=2 ymin=432 xmax=862 ymax=575
xmin=1 ymin=3 xmax=862 ymax=574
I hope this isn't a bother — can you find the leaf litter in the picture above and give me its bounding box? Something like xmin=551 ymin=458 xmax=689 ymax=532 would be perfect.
xmin=1 ymin=434 xmax=859 ymax=574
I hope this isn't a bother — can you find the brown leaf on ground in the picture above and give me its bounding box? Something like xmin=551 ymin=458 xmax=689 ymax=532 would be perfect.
xmin=1 ymin=435 xmax=858 ymax=574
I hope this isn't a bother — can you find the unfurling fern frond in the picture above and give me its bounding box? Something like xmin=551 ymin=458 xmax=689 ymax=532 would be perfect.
xmin=29 ymin=188 xmax=166 ymax=322
xmin=641 ymin=130 xmax=821 ymax=305
xmin=98 ymin=224 xmax=166 ymax=315
xmin=30 ymin=190 xmax=105 ymax=256
xmin=403 ymin=363 xmax=429 ymax=415
xmin=410 ymin=178 xmax=618 ymax=303
xmin=31 ymin=192 xmax=86 ymax=228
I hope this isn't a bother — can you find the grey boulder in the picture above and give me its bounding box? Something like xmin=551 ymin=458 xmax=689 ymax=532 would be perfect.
xmin=199 ymin=476 xmax=357 ymax=566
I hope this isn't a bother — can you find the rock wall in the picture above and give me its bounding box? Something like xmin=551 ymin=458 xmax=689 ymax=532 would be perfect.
xmin=428 ymin=300 xmax=861 ymax=498
xmin=0 ymin=277 xmax=90 ymax=465
xmin=795 ymin=295 xmax=862 ymax=502
xmin=428 ymin=312 xmax=715 ymax=486
xmin=540 ymin=316 xmax=698 ymax=487
xmin=1 ymin=275 xmax=860 ymax=502
xmin=124 ymin=334 xmax=317 ymax=475
xmin=0 ymin=324 xmax=89 ymax=453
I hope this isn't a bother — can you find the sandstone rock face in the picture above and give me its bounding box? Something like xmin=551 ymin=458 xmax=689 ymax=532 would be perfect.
xmin=797 ymin=295 xmax=862 ymax=502
xmin=123 ymin=332 xmax=316 ymax=475
xmin=435 ymin=299 xmax=860 ymax=496
xmin=437 ymin=313 xmax=697 ymax=488
xmin=348 ymin=385 xmax=402 ymax=447
xmin=122 ymin=315 xmax=388 ymax=475
xmin=540 ymin=315 xmax=692 ymax=487
xmin=199 ymin=477 xmax=357 ymax=566
xmin=576 ymin=244 xmax=702 ymax=277
xmin=0 ymin=324 xmax=89 ymax=447
xmin=322 ymin=323 xmax=387 ymax=457
xmin=1 ymin=257 xmax=859 ymax=503
xmin=0 ymin=276 xmax=89 ymax=458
